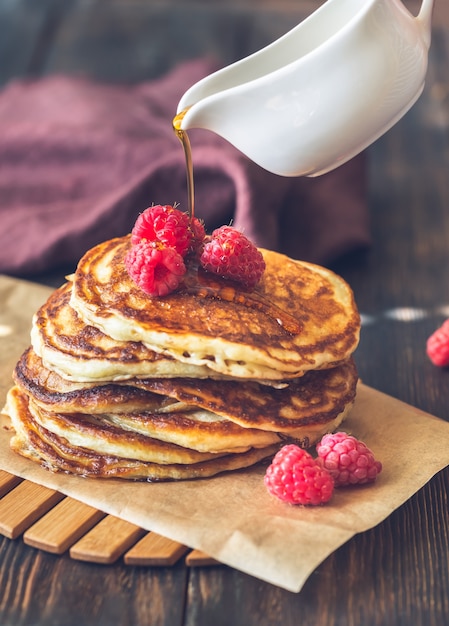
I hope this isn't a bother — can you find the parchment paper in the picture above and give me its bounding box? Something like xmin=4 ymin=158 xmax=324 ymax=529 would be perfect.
xmin=1 ymin=274 xmax=449 ymax=593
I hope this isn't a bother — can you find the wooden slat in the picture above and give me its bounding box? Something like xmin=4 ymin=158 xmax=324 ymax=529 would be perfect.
xmin=124 ymin=531 xmax=189 ymax=566
xmin=0 ymin=473 xmax=222 ymax=567
xmin=0 ymin=474 xmax=222 ymax=568
xmin=0 ymin=481 xmax=64 ymax=539
xmin=69 ymin=515 xmax=146 ymax=564
xmin=23 ymin=497 xmax=106 ymax=554
xmin=185 ymin=549 xmax=220 ymax=567
xmin=0 ymin=470 xmax=23 ymax=498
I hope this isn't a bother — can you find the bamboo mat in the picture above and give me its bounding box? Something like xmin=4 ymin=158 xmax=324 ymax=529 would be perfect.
xmin=0 ymin=469 xmax=218 ymax=567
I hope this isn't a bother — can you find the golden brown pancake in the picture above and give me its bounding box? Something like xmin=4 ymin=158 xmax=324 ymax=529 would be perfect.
xmin=14 ymin=348 xmax=188 ymax=414
xmin=32 ymin=281 xmax=223 ymax=383
xmin=6 ymin=386 xmax=280 ymax=480
xmin=96 ymin=403 xmax=350 ymax=453
xmin=70 ymin=236 xmax=360 ymax=380
xmin=101 ymin=410 xmax=284 ymax=453
xmin=14 ymin=347 xmax=357 ymax=436
xmin=132 ymin=359 xmax=358 ymax=432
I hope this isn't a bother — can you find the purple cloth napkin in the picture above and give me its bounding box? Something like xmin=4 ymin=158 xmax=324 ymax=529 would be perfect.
xmin=0 ymin=59 xmax=370 ymax=277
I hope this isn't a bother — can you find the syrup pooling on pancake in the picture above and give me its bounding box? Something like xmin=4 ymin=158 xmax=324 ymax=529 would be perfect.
xmin=70 ymin=236 xmax=360 ymax=379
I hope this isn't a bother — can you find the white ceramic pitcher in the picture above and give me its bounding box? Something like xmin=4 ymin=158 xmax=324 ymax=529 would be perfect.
xmin=176 ymin=0 xmax=434 ymax=177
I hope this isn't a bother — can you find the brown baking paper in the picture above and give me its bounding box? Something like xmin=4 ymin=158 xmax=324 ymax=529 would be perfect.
xmin=1 ymin=274 xmax=449 ymax=593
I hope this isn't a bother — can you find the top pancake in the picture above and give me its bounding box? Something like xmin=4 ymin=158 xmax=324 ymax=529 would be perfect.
xmin=70 ymin=236 xmax=360 ymax=380
xmin=32 ymin=281 xmax=227 ymax=383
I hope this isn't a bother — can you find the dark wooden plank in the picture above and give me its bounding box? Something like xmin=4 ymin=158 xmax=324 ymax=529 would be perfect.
xmin=41 ymin=2 xmax=307 ymax=82
xmin=0 ymin=0 xmax=46 ymax=85
xmin=0 ymin=0 xmax=76 ymax=86
xmin=0 ymin=535 xmax=188 ymax=626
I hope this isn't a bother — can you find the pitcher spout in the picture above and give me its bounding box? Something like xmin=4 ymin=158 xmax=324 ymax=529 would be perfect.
xmin=417 ymin=0 xmax=434 ymax=48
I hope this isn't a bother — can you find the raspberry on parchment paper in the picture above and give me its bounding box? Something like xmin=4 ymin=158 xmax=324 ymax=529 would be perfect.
xmin=264 ymin=444 xmax=334 ymax=506
xmin=316 ymin=432 xmax=382 ymax=487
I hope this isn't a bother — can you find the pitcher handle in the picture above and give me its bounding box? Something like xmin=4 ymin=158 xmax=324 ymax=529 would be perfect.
xmin=417 ymin=0 xmax=434 ymax=48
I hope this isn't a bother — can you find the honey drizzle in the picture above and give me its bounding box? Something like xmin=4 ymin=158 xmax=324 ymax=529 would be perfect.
xmin=173 ymin=109 xmax=195 ymax=220
xmin=182 ymin=271 xmax=302 ymax=335
xmin=173 ymin=110 xmax=301 ymax=336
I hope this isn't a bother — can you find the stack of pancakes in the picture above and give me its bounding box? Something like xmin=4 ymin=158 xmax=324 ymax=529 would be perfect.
xmin=4 ymin=235 xmax=361 ymax=481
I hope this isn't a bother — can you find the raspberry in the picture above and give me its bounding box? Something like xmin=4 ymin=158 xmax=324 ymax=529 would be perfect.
xmin=316 ymin=432 xmax=382 ymax=487
xmin=200 ymin=226 xmax=265 ymax=289
xmin=125 ymin=241 xmax=186 ymax=296
xmin=131 ymin=205 xmax=203 ymax=257
xmin=264 ymin=444 xmax=334 ymax=506
xmin=190 ymin=216 xmax=206 ymax=251
xmin=426 ymin=319 xmax=449 ymax=367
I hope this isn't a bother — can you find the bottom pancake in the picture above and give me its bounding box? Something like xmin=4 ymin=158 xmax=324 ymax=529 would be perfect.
xmin=5 ymin=386 xmax=281 ymax=480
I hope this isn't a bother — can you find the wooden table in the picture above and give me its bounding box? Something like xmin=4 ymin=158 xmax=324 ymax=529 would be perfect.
xmin=1 ymin=1 xmax=449 ymax=624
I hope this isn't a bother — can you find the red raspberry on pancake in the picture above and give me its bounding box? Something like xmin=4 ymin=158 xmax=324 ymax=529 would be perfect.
xmin=125 ymin=240 xmax=186 ymax=296
xmin=200 ymin=225 xmax=265 ymax=289
xmin=131 ymin=204 xmax=204 ymax=257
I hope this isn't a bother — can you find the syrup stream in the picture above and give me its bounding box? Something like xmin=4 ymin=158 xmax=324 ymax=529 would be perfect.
xmin=173 ymin=109 xmax=195 ymax=220
xmin=173 ymin=110 xmax=301 ymax=336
